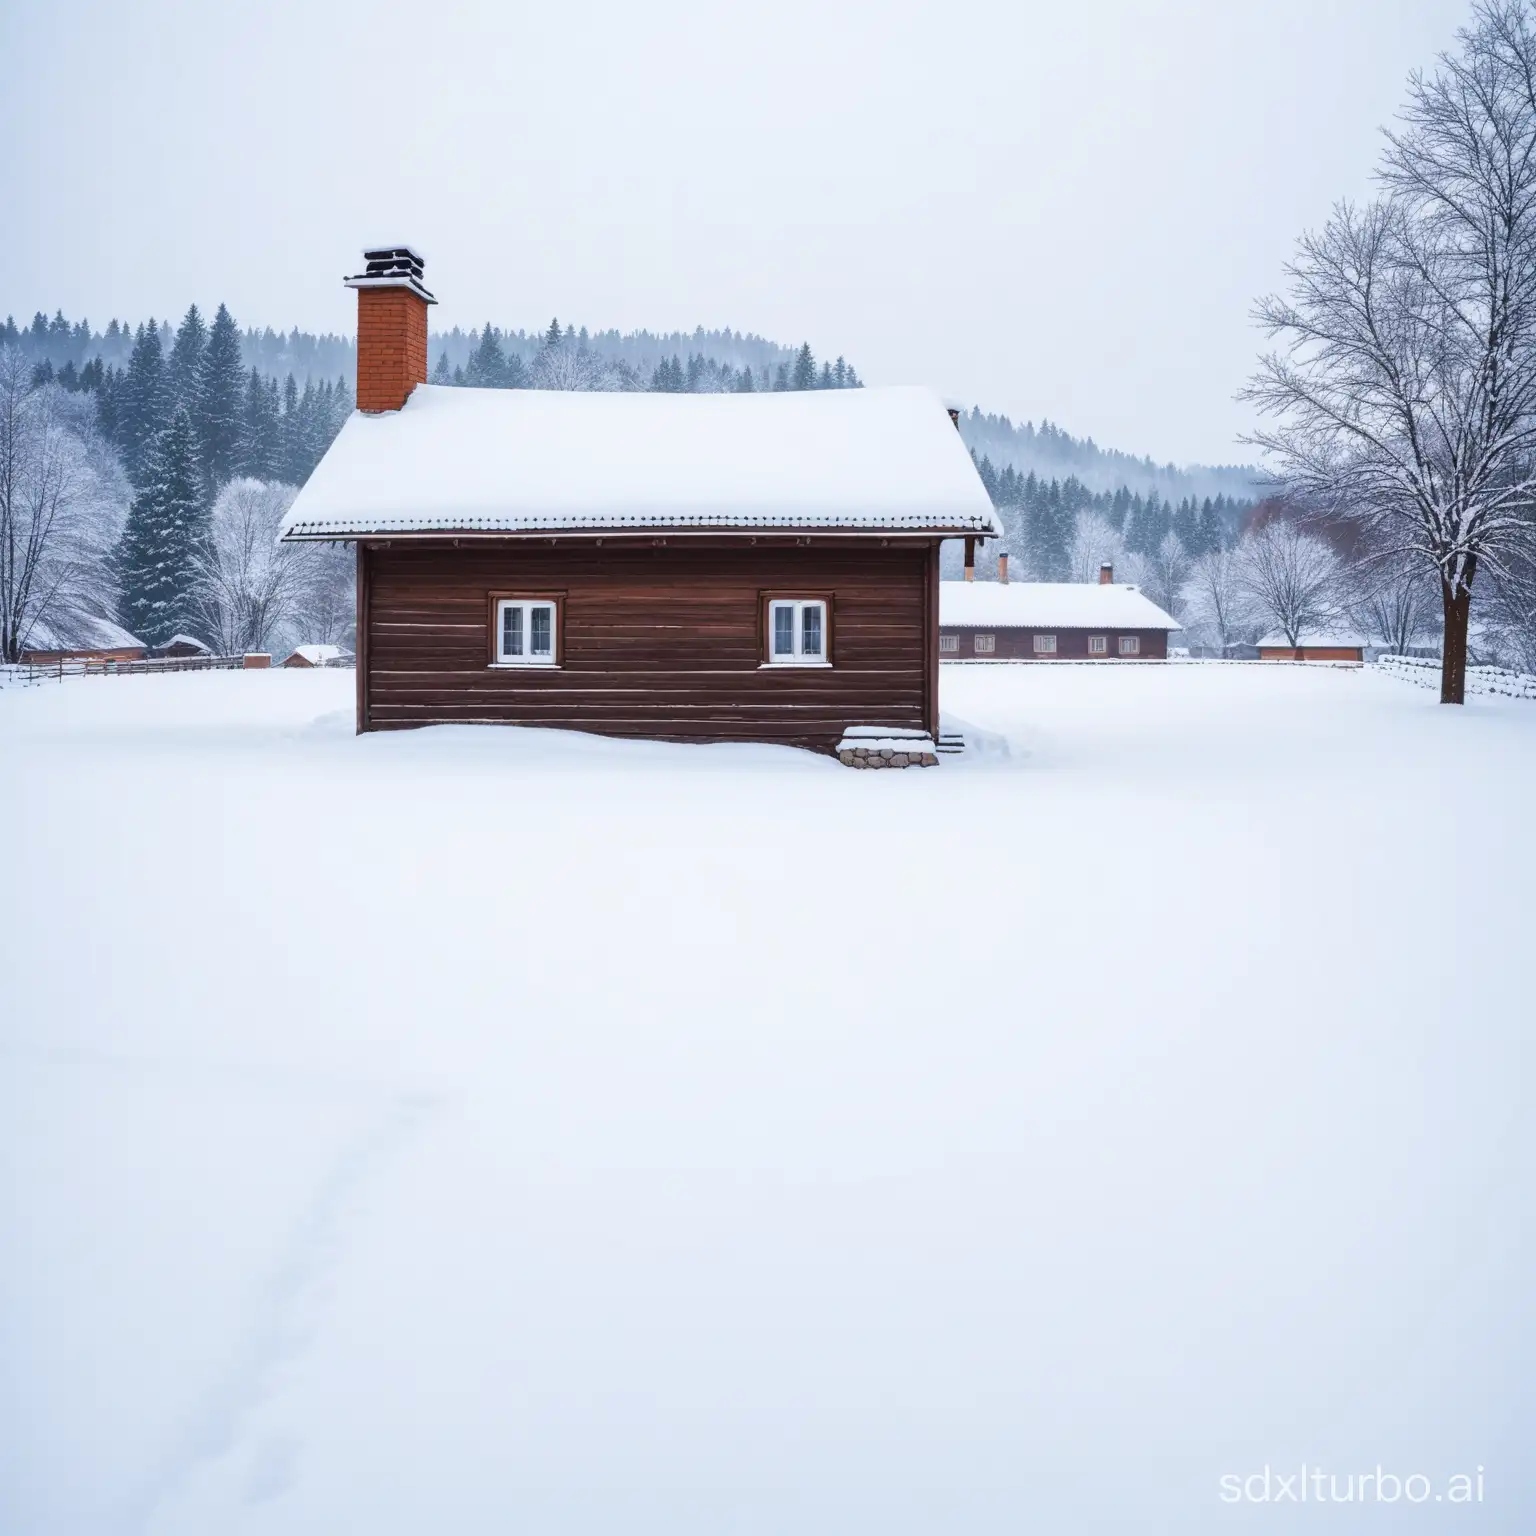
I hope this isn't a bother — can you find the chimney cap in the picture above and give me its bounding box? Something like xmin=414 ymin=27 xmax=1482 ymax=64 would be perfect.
xmin=345 ymin=244 xmax=437 ymax=303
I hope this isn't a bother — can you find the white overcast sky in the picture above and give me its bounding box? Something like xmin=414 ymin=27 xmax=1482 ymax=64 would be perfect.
xmin=0 ymin=0 xmax=1472 ymax=465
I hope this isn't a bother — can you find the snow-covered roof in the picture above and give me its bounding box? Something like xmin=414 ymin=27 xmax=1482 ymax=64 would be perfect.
xmin=161 ymin=634 xmax=211 ymax=652
xmin=288 ymin=644 xmax=350 ymax=664
xmin=279 ymin=385 xmax=1002 ymax=540
xmin=1257 ymin=632 xmax=1367 ymax=649
xmin=21 ymin=611 xmax=144 ymax=653
xmin=940 ymin=580 xmax=1182 ymax=631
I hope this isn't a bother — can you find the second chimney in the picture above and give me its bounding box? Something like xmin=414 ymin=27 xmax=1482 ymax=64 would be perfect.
xmin=998 ymin=551 xmax=1010 ymax=584
xmin=1099 ymin=561 xmax=1114 ymax=585
xmin=346 ymin=245 xmax=437 ymax=413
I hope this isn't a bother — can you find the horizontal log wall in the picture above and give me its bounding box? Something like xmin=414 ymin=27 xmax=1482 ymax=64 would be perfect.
xmin=364 ymin=539 xmax=936 ymax=750
xmin=940 ymin=626 xmax=1169 ymax=660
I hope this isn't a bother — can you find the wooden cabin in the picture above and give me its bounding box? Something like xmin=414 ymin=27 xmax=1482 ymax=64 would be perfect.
xmin=282 ymin=644 xmax=352 ymax=669
xmin=155 ymin=634 xmax=212 ymax=659
xmin=939 ymin=561 xmax=1180 ymax=660
xmin=1257 ymin=633 xmax=1366 ymax=662
xmin=278 ymin=247 xmax=1000 ymax=754
xmin=19 ymin=613 xmax=146 ymax=664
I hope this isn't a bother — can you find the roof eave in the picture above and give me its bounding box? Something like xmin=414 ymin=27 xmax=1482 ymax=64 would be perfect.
xmin=281 ymin=521 xmax=999 ymax=543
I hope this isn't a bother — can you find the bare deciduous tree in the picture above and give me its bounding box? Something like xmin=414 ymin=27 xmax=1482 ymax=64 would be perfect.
xmin=296 ymin=543 xmax=356 ymax=648
xmin=0 ymin=350 xmax=124 ymax=662
xmin=1137 ymin=531 xmax=1194 ymax=622
xmin=1244 ymin=0 xmax=1536 ymax=702
xmin=1345 ymin=545 xmax=1439 ymax=655
xmin=1068 ymin=512 xmax=1126 ymax=583
xmin=1236 ymin=521 xmax=1343 ymax=647
xmin=1181 ymin=546 xmax=1259 ymax=654
xmin=190 ymin=478 xmax=307 ymax=655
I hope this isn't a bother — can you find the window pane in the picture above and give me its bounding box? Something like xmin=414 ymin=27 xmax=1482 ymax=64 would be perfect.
xmin=502 ymin=605 xmax=523 ymax=656
xmin=773 ymin=605 xmax=795 ymax=655
xmin=800 ymin=604 xmax=822 ymax=657
xmin=530 ymin=606 xmax=553 ymax=657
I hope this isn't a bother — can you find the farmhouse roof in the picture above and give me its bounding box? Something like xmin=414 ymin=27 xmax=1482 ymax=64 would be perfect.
xmin=1257 ymin=631 xmax=1368 ymax=649
xmin=940 ymin=580 xmax=1182 ymax=631
xmin=288 ymin=644 xmax=350 ymax=665
xmin=278 ymin=384 xmax=1002 ymax=540
xmin=22 ymin=611 xmax=144 ymax=652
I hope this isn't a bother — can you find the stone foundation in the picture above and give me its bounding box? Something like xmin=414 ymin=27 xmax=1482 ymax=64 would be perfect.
xmin=837 ymin=745 xmax=939 ymax=769
xmin=834 ymin=728 xmax=939 ymax=768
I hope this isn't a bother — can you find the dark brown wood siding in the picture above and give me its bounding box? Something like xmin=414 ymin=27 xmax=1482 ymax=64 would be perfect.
xmin=940 ymin=626 xmax=1170 ymax=660
xmin=1257 ymin=646 xmax=1362 ymax=662
xmin=363 ymin=538 xmax=938 ymax=750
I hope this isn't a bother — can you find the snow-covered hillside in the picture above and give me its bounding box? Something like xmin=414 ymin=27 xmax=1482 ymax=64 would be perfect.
xmin=1 ymin=666 xmax=1531 ymax=1533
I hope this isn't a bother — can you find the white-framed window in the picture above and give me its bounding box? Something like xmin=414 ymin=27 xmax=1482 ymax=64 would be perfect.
xmin=939 ymin=633 xmax=959 ymax=654
xmin=766 ymin=599 xmax=829 ymax=665
xmin=1088 ymin=635 xmax=1108 ymax=656
xmin=1033 ymin=634 xmax=1057 ymax=654
xmin=1119 ymin=635 xmax=1141 ymax=656
xmin=973 ymin=633 xmax=996 ymax=654
xmin=495 ymin=598 xmax=558 ymax=666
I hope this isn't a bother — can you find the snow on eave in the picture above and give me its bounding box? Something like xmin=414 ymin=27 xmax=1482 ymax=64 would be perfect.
xmin=278 ymin=384 xmax=1003 ymax=542
xmin=939 ymin=580 xmax=1182 ymax=631
xmin=1257 ymin=632 xmax=1368 ymax=649
xmin=281 ymin=514 xmax=999 ymax=539
xmin=21 ymin=611 xmax=146 ymax=653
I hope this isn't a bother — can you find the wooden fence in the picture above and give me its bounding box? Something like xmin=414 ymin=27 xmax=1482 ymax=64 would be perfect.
xmin=2 ymin=653 xmax=351 ymax=686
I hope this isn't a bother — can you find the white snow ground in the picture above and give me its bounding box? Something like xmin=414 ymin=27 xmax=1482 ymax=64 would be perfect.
xmin=1 ymin=663 xmax=1531 ymax=1535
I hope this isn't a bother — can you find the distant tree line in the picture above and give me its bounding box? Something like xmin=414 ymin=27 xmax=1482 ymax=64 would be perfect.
xmin=961 ymin=454 xmax=1253 ymax=583
xmin=436 ymin=319 xmax=858 ymax=394
xmin=958 ymin=405 xmax=1263 ymax=506
xmin=5 ymin=310 xmax=858 ymax=400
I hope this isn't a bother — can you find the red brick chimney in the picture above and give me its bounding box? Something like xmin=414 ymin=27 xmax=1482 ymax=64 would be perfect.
xmin=345 ymin=245 xmax=436 ymax=413
xmin=998 ymin=551 xmax=1010 ymax=584
xmin=1099 ymin=561 xmax=1114 ymax=585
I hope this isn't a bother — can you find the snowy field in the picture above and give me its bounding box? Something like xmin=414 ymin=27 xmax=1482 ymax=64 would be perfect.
xmin=1 ymin=663 xmax=1531 ymax=1534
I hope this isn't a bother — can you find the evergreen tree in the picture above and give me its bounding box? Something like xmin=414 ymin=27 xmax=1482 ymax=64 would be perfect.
xmin=773 ymin=362 xmax=790 ymax=391
xmin=1172 ymin=496 xmax=1199 ymax=554
xmin=544 ymin=318 xmax=562 ymax=349
xmin=237 ymin=366 xmax=279 ymax=479
xmin=167 ymin=304 xmax=207 ymax=412
xmin=791 ymin=343 xmax=816 ymax=390
xmin=735 ymin=365 xmax=755 ymax=392
xmin=1037 ymin=479 xmax=1073 ymax=581
xmin=431 ymin=352 xmax=451 ymax=384
xmin=121 ymin=320 xmax=167 ymax=485
xmin=651 ymin=355 xmax=685 ymax=392
xmin=115 ymin=407 xmax=207 ymax=645
xmin=279 ymin=374 xmax=304 ymax=484
xmin=464 ymin=324 xmax=508 ymax=387
xmin=1108 ymin=486 xmax=1131 ymax=532
xmin=197 ymin=303 xmax=244 ymax=492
